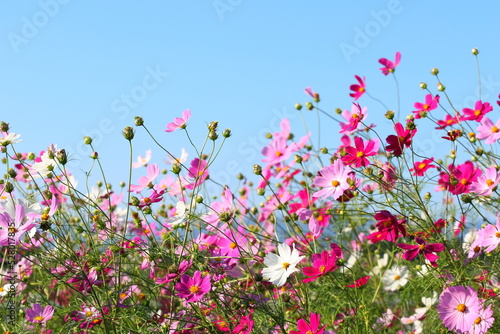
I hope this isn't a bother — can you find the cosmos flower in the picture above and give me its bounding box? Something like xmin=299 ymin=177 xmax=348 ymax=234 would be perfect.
xmin=438 ymin=285 xmax=480 ymax=333
xmin=262 ymin=243 xmax=305 ymax=287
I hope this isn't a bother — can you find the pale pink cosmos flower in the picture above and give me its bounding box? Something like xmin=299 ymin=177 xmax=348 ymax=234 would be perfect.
xmin=131 ymin=150 xmax=152 ymax=169
xmin=130 ymin=163 xmax=160 ymax=193
xmin=472 ymin=216 xmax=500 ymax=253
xmin=468 ymin=302 xmax=494 ymax=334
xmin=312 ymin=159 xmax=352 ymax=200
xmin=165 ymin=109 xmax=191 ymax=132
xmin=470 ymin=166 xmax=500 ymax=196
xmin=0 ymin=204 xmax=36 ymax=246
xmin=476 ymin=116 xmax=500 ymax=144
xmin=438 ymin=285 xmax=480 ymax=333
xmin=25 ymin=303 xmax=54 ymax=324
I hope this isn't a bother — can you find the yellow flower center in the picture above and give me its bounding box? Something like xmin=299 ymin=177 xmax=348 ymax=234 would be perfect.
xmin=418 ymin=163 xmax=427 ymax=169
xmin=423 ymin=103 xmax=430 ymax=110
xmin=492 ymin=126 xmax=499 ymax=133
xmin=143 ymin=197 xmax=151 ymax=204
xmin=495 ymin=232 xmax=500 ymax=238
xmin=85 ymin=311 xmax=93 ymax=318
xmin=41 ymin=213 xmax=50 ymax=221
xmin=486 ymin=179 xmax=495 ymax=187
xmin=356 ymin=151 xmax=364 ymax=158
xmin=457 ymin=303 xmax=467 ymax=312
xmin=189 ymin=285 xmax=200 ymax=293
xmin=475 ymin=317 xmax=482 ymax=325
xmin=282 ymin=262 xmax=290 ymax=269
xmin=474 ymin=109 xmax=481 ymax=116
xmin=419 ymin=244 xmax=425 ymax=250
xmin=358 ymin=87 xmax=365 ymax=93
xmin=35 ymin=316 xmax=44 ymax=321
xmin=331 ymin=180 xmax=340 ymax=187
xmin=460 ymin=178 xmax=468 ymax=185
xmin=229 ymin=242 xmax=237 ymax=249
xmin=394 ymin=275 xmax=400 ymax=281
xmin=120 ymin=292 xmax=128 ymax=299
xmin=275 ymin=151 xmax=283 ymax=157
xmin=319 ymin=265 xmax=326 ymax=273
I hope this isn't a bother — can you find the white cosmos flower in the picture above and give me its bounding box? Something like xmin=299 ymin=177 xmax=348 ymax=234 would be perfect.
xmin=382 ymin=265 xmax=409 ymax=292
xmin=0 ymin=132 xmax=21 ymax=146
xmin=165 ymin=201 xmax=187 ymax=227
xmin=262 ymin=243 xmax=305 ymax=287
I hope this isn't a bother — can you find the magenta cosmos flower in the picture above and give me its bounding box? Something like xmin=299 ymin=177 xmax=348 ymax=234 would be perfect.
xmin=289 ymin=313 xmax=326 ymax=334
xmin=378 ymin=51 xmax=401 ymax=75
xmin=412 ymin=94 xmax=440 ymax=118
xmin=397 ymin=237 xmax=444 ymax=267
xmin=410 ymin=158 xmax=437 ymax=176
xmin=460 ymin=100 xmax=493 ymax=122
xmin=175 ymin=270 xmax=211 ymax=302
xmin=25 ymin=303 xmax=54 ymax=324
xmin=349 ymin=75 xmax=366 ymax=100
xmin=165 ymin=109 xmax=191 ymax=132
xmin=438 ymin=285 xmax=480 ymax=333
xmin=385 ymin=122 xmax=416 ymax=156
xmin=341 ymin=137 xmax=379 ymax=168
xmin=312 ymin=159 xmax=352 ymax=201
xmin=302 ymin=246 xmax=342 ymax=283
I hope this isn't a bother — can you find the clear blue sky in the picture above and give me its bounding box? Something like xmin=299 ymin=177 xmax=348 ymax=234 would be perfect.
xmin=2 ymin=1 xmax=500 ymax=190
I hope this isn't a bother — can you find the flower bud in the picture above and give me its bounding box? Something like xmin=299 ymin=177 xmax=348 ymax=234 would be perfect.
xmin=122 ymin=127 xmax=135 ymax=141
xmin=335 ymin=108 xmax=342 ymax=115
xmin=257 ymin=188 xmax=265 ymax=196
xmin=385 ymin=110 xmax=395 ymax=120
xmin=313 ymin=93 xmax=320 ymax=103
xmin=0 ymin=122 xmax=9 ymax=132
xmin=431 ymin=68 xmax=439 ymax=75
xmin=419 ymin=82 xmax=427 ymax=89
xmin=90 ymin=151 xmax=99 ymax=159
xmin=83 ymin=136 xmax=92 ymax=145
xmin=130 ymin=196 xmax=140 ymax=206
xmin=295 ymin=103 xmax=302 ymax=110
xmin=4 ymin=181 xmax=14 ymax=193
xmin=222 ymin=128 xmax=231 ymax=138
xmin=134 ymin=116 xmax=144 ymax=126
xmin=57 ymin=149 xmax=67 ymax=165
xmin=209 ymin=131 xmax=218 ymax=141
xmin=294 ymin=155 xmax=303 ymax=164
xmin=27 ymin=152 xmax=35 ymax=160
xmin=208 ymin=121 xmax=218 ymax=132
xmin=472 ymin=48 xmax=479 ymax=55
xmin=196 ymin=195 xmax=203 ymax=203
xmin=320 ymin=147 xmax=328 ymax=154
xmin=437 ymin=83 xmax=445 ymax=91
xmin=120 ymin=181 xmax=126 ymax=188
xmin=475 ymin=147 xmax=484 ymax=156
xmin=253 ymin=164 xmax=262 ymax=175
xmin=306 ymin=102 xmax=313 ymax=110
xmin=172 ymin=163 xmax=181 ymax=175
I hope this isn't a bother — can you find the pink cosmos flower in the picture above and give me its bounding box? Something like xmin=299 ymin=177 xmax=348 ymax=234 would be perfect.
xmin=469 ymin=302 xmax=494 ymax=334
xmin=385 ymin=122 xmax=417 ymax=156
xmin=438 ymin=161 xmax=481 ymax=195
xmin=438 ymin=285 xmax=480 ymax=333
xmin=304 ymin=86 xmax=320 ymax=102
xmin=378 ymin=52 xmax=401 ymax=75
xmin=339 ymin=103 xmax=368 ymax=134
xmin=410 ymin=158 xmax=437 ymax=176
xmin=289 ymin=313 xmax=326 ymax=334
xmin=164 ymin=109 xmax=191 ymax=132
xmin=312 ymin=159 xmax=352 ymax=200
xmin=25 ymin=303 xmax=54 ymax=324
xmin=0 ymin=204 xmax=36 ymax=246
xmin=232 ymin=310 xmax=254 ymax=334
xmin=346 ymin=276 xmax=370 ymax=288
xmin=397 ymin=237 xmax=445 ymax=267
xmin=129 ymin=163 xmax=160 ymax=193
xmin=436 ymin=113 xmax=460 ymax=129
xmin=412 ymin=94 xmax=440 ymax=118
xmin=341 ymin=137 xmax=379 ymax=168
xmin=185 ymin=158 xmax=209 ymax=190
xmin=175 ymin=270 xmax=211 ymax=302
xmin=262 ymin=135 xmax=293 ymax=165
xmin=131 ymin=149 xmax=152 ymax=169
xmin=349 ymin=75 xmax=366 ymax=100
xmin=473 ymin=217 xmax=500 ymax=253
xmin=302 ymin=246 xmax=342 ymax=283
xmin=470 ymin=166 xmax=500 ymax=196
xmin=476 ymin=116 xmax=500 ymax=144
xmin=460 ymin=100 xmax=493 ymax=122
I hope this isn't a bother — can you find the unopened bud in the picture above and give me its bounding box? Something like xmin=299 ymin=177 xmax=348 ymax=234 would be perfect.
xmin=385 ymin=110 xmax=395 ymax=120
xmin=295 ymin=103 xmax=302 ymax=110
xmin=90 ymin=151 xmax=98 ymax=159
xmin=134 ymin=116 xmax=144 ymax=126
xmin=83 ymin=136 xmax=92 ymax=145
xmin=0 ymin=122 xmax=9 ymax=132
xmin=294 ymin=155 xmax=303 ymax=164
xmin=172 ymin=163 xmax=181 ymax=175
xmin=431 ymin=68 xmax=439 ymax=75
xmin=306 ymin=102 xmax=313 ymax=110
xmin=57 ymin=149 xmax=67 ymax=165
xmin=222 ymin=128 xmax=231 ymax=138
xmin=472 ymin=48 xmax=479 ymax=55
xmin=209 ymin=131 xmax=218 ymax=141
xmin=208 ymin=121 xmax=218 ymax=132
xmin=122 ymin=126 xmax=135 ymax=141
xmin=196 ymin=195 xmax=203 ymax=203
xmin=419 ymin=82 xmax=427 ymax=90
xmin=130 ymin=196 xmax=140 ymax=206
xmin=253 ymin=164 xmax=262 ymax=175
xmin=4 ymin=182 xmax=14 ymax=193
xmin=437 ymin=83 xmax=445 ymax=91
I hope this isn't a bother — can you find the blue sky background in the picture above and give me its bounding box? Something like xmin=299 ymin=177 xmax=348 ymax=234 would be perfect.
xmin=1 ymin=1 xmax=500 ymax=191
